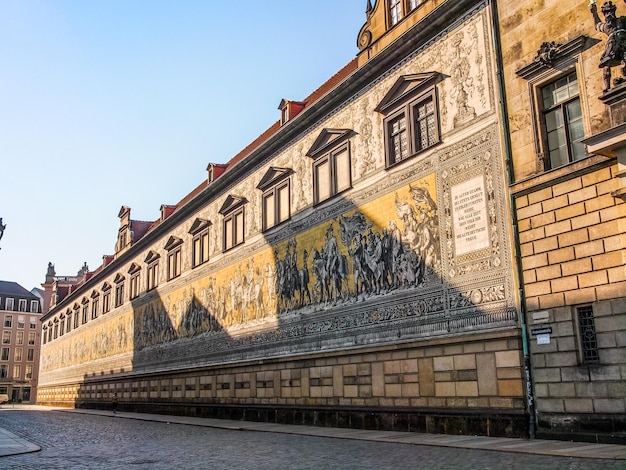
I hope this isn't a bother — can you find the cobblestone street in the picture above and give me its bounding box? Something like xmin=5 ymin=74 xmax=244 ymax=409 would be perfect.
xmin=0 ymin=409 xmax=623 ymax=469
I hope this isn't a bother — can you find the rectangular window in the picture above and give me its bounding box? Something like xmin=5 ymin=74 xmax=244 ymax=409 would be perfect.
xmin=18 ymin=299 xmax=27 ymax=312
xmin=82 ymin=304 xmax=89 ymax=324
xmin=15 ymin=348 xmax=22 ymax=362
xmin=13 ymin=365 xmax=21 ymax=380
xmin=0 ymin=365 xmax=7 ymax=378
xmin=541 ymin=72 xmax=585 ymax=169
xmin=1 ymin=348 xmax=8 ymax=361
xmin=130 ymin=273 xmax=140 ymax=299
xmin=2 ymin=331 xmax=10 ymax=344
xmin=4 ymin=315 xmax=12 ymax=328
xmin=29 ymin=317 xmax=37 ymax=329
xmin=102 ymin=291 xmax=111 ymax=314
xmin=30 ymin=300 xmax=39 ymax=313
xmin=17 ymin=316 xmax=25 ymax=329
xmin=223 ymin=209 xmax=245 ymax=251
xmin=192 ymin=229 xmax=210 ymax=268
xmin=167 ymin=248 xmax=182 ymax=280
xmin=313 ymin=144 xmax=352 ymax=205
xmin=115 ymin=282 xmax=125 ymax=307
xmin=28 ymin=332 xmax=35 ymax=345
xmin=59 ymin=319 xmax=65 ymax=336
xmin=413 ymin=93 xmax=437 ymax=151
xmin=66 ymin=314 xmax=72 ymax=333
xmin=74 ymin=309 xmax=80 ymax=329
xmin=389 ymin=0 xmax=403 ymax=26
xmin=577 ymin=305 xmax=599 ymax=364
xmin=385 ymin=91 xmax=439 ymax=167
xmin=27 ymin=348 xmax=34 ymax=362
xmin=5 ymin=298 xmax=14 ymax=311
xmin=25 ymin=364 xmax=33 ymax=379
xmin=262 ymin=181 xmax=291 ymax=231
xmin=91 ymin=297 xmax=99 ymax=319
xmin=147 ymin=261 xmax=159 ymax=291
xmin=16 ymin=331 xmax=23 ymax=345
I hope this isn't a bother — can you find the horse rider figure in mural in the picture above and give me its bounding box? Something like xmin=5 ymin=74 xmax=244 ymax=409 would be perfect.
xmin=591 ymin=0 xmax=626 ymax=91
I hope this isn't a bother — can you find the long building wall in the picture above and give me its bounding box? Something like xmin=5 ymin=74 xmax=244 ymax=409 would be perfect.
xmin=39 ymin=2 xmax=528 ymax=437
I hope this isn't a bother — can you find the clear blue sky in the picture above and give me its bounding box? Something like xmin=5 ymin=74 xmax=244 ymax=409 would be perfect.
xmin=0 ymin=0 xmax=365 ymax=291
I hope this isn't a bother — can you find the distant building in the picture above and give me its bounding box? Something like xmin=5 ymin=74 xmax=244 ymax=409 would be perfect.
xmin=0 ymin=281 xmax=42 ymax=403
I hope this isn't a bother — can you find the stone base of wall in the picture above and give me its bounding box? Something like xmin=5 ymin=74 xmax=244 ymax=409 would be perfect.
xmin=536 ymin=412 xmax=626 ymax=445
xmin=72 ymin=400 xmax=528 ymax=438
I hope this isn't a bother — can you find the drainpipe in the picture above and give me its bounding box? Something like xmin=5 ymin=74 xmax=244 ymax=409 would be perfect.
xmin=489 ymin=0 xmax=536 ymax=439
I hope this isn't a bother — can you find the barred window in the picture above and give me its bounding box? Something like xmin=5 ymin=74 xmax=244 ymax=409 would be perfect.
xmin=576 ymin=305 xmax=599 ymax=364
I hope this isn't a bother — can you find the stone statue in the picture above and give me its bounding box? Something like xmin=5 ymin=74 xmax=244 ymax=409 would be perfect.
xmin=591 ymin=1 xmax=626 ymax=91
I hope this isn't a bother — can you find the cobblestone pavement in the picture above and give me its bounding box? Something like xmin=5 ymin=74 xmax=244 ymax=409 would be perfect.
xmin=0 ymin=409 xmax=623 ymax=470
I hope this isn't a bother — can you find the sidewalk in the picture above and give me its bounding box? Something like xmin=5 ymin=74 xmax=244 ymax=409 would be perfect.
xmin=0 ymin=405 xmax=625 ymax=460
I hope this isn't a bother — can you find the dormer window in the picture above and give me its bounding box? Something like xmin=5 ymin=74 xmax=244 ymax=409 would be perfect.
xmin=278 ymin=99 xmax=305 ymax=125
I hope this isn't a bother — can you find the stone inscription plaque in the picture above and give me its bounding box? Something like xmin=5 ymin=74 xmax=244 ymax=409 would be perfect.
xmin=451 ymin=175 xmax=489 ymax=256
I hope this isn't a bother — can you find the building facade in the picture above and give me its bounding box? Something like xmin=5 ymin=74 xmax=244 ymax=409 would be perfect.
xmin=497 ymin=0 xmax=626 ymax=443
xmin=0 ymin=281 xmax=43 ymax=403
xmin=38 ymin=0 xmax=530 ymax=437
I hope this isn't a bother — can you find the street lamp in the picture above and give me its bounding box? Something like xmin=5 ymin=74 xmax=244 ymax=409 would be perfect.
xmin=0 ymin=218 xmax=5 ymax=250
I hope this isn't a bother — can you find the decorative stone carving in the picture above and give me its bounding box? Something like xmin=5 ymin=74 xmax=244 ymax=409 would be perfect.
xmin=534 ymin=41 xmax=561 ymax=66
xmin=591 ymin=0 xmax=626 ymax=91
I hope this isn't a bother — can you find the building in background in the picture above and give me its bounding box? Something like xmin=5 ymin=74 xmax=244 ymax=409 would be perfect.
xmin=0 ymin=281 xmax=42 ymax=403
xmin=497 ymin=0 xmax=626 ymax=443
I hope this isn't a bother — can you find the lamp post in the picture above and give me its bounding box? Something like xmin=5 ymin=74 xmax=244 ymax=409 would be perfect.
xmin=0 ymin=218 xmax=5 ymax=250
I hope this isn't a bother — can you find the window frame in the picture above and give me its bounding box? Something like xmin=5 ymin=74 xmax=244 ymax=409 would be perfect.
xmin=5 ymin=298 xmax=13 ymax=311
xmin=219 ymin=196 xmax=247 ymax=252
xmin=91 ymin=291 xmax=100 ymax=319
xmin=387 ymin=0 xmax=422 ymax=28
xmin=164 ymin=237 xmax=183 ymax=281
xmin=306 ymin=129 xmax=355 ymax=207
xmin=257 ymin=167 xmax=293 ymax=231
xmin=537 ymin=71 xmax=585 ymax=170
xmin=575 ymin=305 xmax=600 ymax=365
xmin=30 ymin=300 xmax=39 ymax=313
xmin=376 ymin=73 xmax=441 ymax=169
xmin=102 ymin=283 xmax=112 ymax=314
xmin=18 ymin=299 xmax=27 ymax=312
xmin=3 ymin=315 xmax=12 ymax=328
xmin=515 ymin=36 xmax=589 ymax=176
xmin=114 ymin=274 xmax=125 ymax=308
xmin=189 ymin=219 xmax=211 ymax=268
xmin=145 ymin=251 xmax=160 ymax=291
xmin=128 ymin=264 xmax=141 ymax=300
xmin=383 ymin=90 xmax=439 ymax=167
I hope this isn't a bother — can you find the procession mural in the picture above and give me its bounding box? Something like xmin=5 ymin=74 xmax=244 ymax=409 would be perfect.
xmin=132 ymin=173 xmax=440 ymax=348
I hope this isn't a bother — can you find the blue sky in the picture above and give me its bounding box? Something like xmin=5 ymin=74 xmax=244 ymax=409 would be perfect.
xmin=0 ymin=0 xmax=365 ymax=291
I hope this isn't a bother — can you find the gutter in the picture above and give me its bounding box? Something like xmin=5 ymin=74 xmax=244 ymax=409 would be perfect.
xmin=489 ymin=0 xmax=536 ymax=439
